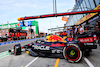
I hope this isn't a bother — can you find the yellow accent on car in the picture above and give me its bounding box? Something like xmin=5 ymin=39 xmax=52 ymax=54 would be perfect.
xmin=26 ymin=51 xmax=29 ymax=54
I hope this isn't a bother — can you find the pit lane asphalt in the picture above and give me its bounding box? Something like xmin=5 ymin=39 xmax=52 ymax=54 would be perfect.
xmin=0 ymin=40 xmax=100 ymax=67
xmin=0 ymin=53 xmax=88 ymax=67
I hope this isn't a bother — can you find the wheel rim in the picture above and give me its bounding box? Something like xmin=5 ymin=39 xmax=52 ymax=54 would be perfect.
xmin=64 ymin=46 xmax=80 ymax=61
xmin=70 ymin=50 xmax=75 ymax=56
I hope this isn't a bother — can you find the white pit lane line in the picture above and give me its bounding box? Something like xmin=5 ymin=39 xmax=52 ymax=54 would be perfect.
xmin=0 ymin=54 xmax=9 ymax=60
xmin=25 ymin=57 xmax=38 ymax=67
xmin=84 ymin=57 xmax=94 ymax=67
xmin=0 ymin=51 xmax=10 ymax=59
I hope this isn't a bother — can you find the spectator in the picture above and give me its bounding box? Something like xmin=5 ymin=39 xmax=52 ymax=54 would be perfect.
xmin=77 ymin=28 xmax=80 ymax=34
xmin=70 ymin=29 xmax=73 ymax=37
xmin=95 ymin=22 xmax=99 ymax=31
xmin=79 ymin=25 xmax=84 ymax=34
xmin=68 ymin=27 xmax=73 ymax=37
xmin=66 ymin=28 xmax=70 ymax=35
xmin=66 ymin=28 xmax=71 ymax=37
xmin=74 ymin=26 xmax=78 ymax=34
xmin=74 ymin=25 xmax=79 ymax=39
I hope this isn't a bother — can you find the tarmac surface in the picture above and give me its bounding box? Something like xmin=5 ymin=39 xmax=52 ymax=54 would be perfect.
xmin=0 ymin=39 xmax=100 ymax=67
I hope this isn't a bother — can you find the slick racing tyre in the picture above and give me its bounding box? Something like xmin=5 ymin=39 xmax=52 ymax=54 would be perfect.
xmin=14 ymin=44 xmax=21 ymax=55
xmin=63 ymin=44 xmax=82 ymax=63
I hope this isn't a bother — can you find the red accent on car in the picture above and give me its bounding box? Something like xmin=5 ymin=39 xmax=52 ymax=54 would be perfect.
xmin=51 ymin=43 xmax=64 ymax=47
xmin=67 ymin=38 xmax=73 ymax=41
xmin=27 ymin=44 xmax=30 ymax=46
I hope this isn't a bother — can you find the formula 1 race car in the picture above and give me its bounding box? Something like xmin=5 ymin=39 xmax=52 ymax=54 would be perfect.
xmin=8 ymin=31 xmax=97 ymax=63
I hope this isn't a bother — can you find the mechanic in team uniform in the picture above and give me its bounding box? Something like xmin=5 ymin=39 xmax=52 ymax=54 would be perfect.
xmin=74 ymin=25 xmax=80 ymax=39
xmin=74 ymin=25 xmax=79 ymax=36
xmin=95 ymin=22 xmax=100 ymax=44
xmin=66 ymin=28 xmax=71 ymax=37
xmin=98 ymin=22 xmax=100 ymax=44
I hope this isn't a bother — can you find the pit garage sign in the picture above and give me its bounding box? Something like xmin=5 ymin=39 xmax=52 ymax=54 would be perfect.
xmin=19 ymin=21 xmax=32 ymax=27
xmin=24 ymin=21 xmax=32 ymax=26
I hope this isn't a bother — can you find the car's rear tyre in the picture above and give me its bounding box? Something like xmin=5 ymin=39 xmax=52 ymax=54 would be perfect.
xmin=63 ymin=44 xmax=82 ymax=63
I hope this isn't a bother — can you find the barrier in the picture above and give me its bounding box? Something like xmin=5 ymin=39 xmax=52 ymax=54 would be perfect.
xmin=0 ymin=37 xmax=45 ymax=45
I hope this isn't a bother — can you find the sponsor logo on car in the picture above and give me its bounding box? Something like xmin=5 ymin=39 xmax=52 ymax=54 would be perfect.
xmin=78 ymin=37 xmax=93 ymax=43
xmin=32 ymin=45 xmax=50 ymax=50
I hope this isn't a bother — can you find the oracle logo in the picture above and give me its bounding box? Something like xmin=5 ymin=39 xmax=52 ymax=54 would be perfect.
xmin=78 ymin=37 xmax=93 ymax=43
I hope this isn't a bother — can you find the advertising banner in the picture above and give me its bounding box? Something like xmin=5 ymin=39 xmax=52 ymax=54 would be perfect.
xmin=75 ymin=4 xmax=100 ymax=25
xmin=0 ymin=23 xmax=17 ymax=29
xmin=62 ymin=16 xmax=68 ymax=21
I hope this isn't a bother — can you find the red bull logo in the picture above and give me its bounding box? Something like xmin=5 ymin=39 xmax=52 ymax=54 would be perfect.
xmin=46 ymin=35 xmax=73 ymax=42
xmin=46 ymin=35 xmax=66 ymax=42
